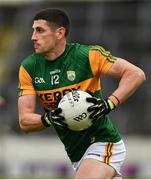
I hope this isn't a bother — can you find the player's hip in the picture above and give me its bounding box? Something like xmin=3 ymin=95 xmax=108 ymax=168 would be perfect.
xmin=72 ymin=139 xmax=126 ymax=176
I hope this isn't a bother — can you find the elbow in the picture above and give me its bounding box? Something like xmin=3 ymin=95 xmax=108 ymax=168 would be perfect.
xmin=19 ymin=117 xmax=30 ymax=133
xmin=135 ymin=68 xmax=146 ymax=85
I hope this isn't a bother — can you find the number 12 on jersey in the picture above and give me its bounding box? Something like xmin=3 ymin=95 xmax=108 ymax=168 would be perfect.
xmin=51 ymin=74 xmax=59 ymax=85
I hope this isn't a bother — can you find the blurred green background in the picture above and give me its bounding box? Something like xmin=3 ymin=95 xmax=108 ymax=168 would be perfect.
xmin=0 ymin=0 xmax=150 ymax=178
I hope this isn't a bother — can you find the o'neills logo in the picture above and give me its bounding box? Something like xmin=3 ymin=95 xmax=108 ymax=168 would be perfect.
xmin=67 ymin=71 xmax=76 ymax=81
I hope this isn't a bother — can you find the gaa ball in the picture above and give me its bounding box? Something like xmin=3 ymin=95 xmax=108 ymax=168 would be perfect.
xmin=58 ymin=90 xmax=93 ymax=131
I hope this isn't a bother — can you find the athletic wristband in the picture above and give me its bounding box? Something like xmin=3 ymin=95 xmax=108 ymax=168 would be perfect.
xmin=41 ymin=114 xmax=51 ymax=127
xmin=111 ymin=94 xmax=120 ymax=105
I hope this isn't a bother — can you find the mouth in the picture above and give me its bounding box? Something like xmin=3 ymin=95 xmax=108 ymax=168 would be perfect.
xmin=33 ymin=43 xmax=40 ymax=50
xmin=33 ymin=42 xmax=38 ymax=46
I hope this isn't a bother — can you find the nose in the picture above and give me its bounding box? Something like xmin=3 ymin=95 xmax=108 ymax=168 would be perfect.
xmin=31 ymin=31 xmax=37 ymax=41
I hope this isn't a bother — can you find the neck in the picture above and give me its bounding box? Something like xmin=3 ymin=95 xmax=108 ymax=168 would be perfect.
xmin=44 ymin=39 xmax=66 ymax=61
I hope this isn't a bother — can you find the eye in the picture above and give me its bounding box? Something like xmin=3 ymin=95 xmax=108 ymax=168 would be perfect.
xmin=36 ymin=27 xmax=45 ymax=33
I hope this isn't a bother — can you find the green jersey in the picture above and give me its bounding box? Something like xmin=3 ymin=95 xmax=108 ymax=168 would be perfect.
xmin=18 ymin=43 xmax=121 ymax=162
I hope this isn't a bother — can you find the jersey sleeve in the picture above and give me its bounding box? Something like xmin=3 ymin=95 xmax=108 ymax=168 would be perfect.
xmin=89 ymin=45 xmax=117 ymax=76
xmin=18 ymin=66 xmax=36 ymax=96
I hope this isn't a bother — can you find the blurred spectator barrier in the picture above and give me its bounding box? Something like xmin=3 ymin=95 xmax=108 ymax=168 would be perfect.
xmin=0 ymin=135 xmax=151 ymax=178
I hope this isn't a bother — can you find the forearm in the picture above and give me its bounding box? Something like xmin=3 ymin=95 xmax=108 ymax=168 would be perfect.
xmin=19 ymin=113 xmax=46 ymax=133
xmin=109 ymin=68 xmax=146 ymax=106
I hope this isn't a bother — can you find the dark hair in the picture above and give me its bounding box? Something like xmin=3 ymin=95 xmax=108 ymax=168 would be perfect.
xmin=33 ymin=8 xmax=70 ymax=36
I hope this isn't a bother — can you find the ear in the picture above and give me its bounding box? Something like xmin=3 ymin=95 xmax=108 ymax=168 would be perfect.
xmin=56 ymin=27 xmax=66 ymax=39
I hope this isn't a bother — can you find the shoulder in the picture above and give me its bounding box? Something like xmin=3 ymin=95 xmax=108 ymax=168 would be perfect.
xmin=89 ymin=45 xmax=117 ymax=62
xmin=20 ymin=53 xmax=43 ymax=74
xmin=68 ymin=43 xmax=115 ymax=60
xmin=67 ymin=43 xmax=90 ymax=57
xmin=21 ymin=53 xmax=38 ymax=67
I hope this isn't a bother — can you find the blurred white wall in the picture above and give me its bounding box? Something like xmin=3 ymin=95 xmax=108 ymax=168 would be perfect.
xmin=0 ymin=135 xmax=74 ymax=178
xmin=0 ymin=135 xmax=151 ymax=178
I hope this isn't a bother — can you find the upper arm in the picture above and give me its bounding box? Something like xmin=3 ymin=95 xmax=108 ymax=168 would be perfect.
xmin=106 ymin=58 xmax=144 ymax=78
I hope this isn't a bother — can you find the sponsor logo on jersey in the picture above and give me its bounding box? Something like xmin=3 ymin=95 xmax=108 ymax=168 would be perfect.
xmin=50 ymin=69 xmax=61 ymax=75
xmin=38 ymin=86 xmax=81 ymax=110
xmin=67 ymin=71 xmax=76 ymax=81
xmin=35 ymin=77 xmax=45 ymax=83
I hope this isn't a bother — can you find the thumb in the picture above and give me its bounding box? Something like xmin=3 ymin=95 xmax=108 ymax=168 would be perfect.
xmin=86 ymin=97 xmax=97 ymax=104
xmin=54 ymin=107 xmax=62 ymax=114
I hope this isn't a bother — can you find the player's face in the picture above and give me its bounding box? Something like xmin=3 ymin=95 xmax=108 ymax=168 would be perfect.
xmin=31 ymin=19 xmax=59 ymax=54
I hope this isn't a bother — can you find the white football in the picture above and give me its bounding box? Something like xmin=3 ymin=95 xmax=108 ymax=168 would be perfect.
xmin=58 ymin=90 xmax=93 ymax=131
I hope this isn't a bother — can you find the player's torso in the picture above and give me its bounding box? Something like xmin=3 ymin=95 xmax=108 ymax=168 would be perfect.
xmin=21 ymin=43 xmax=121 ymax=162
xmin=29 ymin=43 xmax=101 ymax=112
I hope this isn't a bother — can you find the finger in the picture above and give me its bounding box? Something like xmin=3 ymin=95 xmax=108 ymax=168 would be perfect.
xmin=89 ymin=110 xmax=98 ymax=119
xmin=92 ymin=114 xmax=100 ymax=121
xmin=54 ymin=121 xmax=64 ymax=128
xmin=55 ymin=96 xmax=62 ymax=106
xmin=87 ymin=105 xmax=97 ymax=112
xmin=54 ymin=107 xmax=62 ymax=114
xmin=86 ymin=97 xmax=97 ymax=103
xmin=55 ymin=119 xmax=67 ymax=127
xmin=58 ymin=115 xmax=65 ymax=120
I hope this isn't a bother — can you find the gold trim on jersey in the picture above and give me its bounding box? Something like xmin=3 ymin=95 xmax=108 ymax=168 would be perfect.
xmin=90 ymin=45 xmax=117 ymax=63
xmin=89 ymin=49 xmax=114 ymax=76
